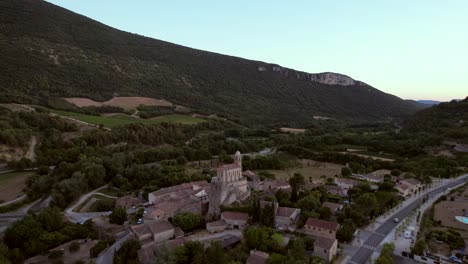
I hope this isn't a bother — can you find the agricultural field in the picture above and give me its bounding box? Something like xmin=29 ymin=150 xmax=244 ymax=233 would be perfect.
xmin=49 ymin=109 xmax=204 ymax=128
xmin=63 ymin=96 xmax=172 ymax=110
xmin=0 ymin=171 xmax=33 ymax=202
xmin=260 ymin=159 xmax=344 ymax=184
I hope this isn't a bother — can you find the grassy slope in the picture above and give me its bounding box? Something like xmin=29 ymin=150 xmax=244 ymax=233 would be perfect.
xmin=0 ymin=171 xmax=33 ymax=202
xmin=50 ymin=109 xmax=204 ymax=128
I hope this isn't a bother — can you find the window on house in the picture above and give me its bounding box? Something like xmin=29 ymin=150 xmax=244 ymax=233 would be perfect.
xmin=324 ymin=249 xmax=327 ymax=253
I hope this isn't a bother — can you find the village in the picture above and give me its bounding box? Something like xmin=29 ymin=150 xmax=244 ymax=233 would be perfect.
xmin=67 ymin=151 xmax=430 ymax=264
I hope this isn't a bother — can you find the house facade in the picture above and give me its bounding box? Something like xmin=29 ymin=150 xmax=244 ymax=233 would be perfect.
xmin=313 ymin=237 xmax=338 ymax=263
xmin=275 ymin=207 xmax=301 ymax=228
xmin=304 ymin=218 xmax=339 ymax=240
xmin=221 ymin=211 xmax=249 ymax=230
xmin=131 ymin=220 xmax=175 ymax=245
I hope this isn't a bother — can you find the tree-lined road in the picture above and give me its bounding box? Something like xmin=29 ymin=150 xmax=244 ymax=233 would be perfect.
xmin=347 ymin=174 xmax=468 ymax=264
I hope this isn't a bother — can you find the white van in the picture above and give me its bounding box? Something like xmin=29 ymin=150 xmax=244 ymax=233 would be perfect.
xmin=404 ymin=230 xmax=411 ymax=238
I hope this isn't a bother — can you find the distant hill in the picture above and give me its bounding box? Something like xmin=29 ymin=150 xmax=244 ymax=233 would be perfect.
xmin=0 ymin=0 xmax=421 ymax=126
xmin=417 ymin=100 xmax=442 ymax=105
xmin=404 ymin=97 xmax=468 ymax=143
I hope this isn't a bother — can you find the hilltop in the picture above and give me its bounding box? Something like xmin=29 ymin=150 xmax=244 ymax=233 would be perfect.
xmin=0 ymin=0 xmax=421 ymax=126
xmin=403 ymin=97 xmax=468 ymax=143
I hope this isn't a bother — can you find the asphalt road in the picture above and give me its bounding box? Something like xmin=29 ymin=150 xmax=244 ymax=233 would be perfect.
xmin=348 ymin=174 xmax=468 ymax=264
xmin=95 ymin=231 xmax=132 ymax=264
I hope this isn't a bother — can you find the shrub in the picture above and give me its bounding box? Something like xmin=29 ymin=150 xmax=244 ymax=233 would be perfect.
xmin=90 ymin=240 xmax=111 ymax=258
xmin=48 ymin=250 xmax=64 ymax=259
xmin=69 ymin=241 xmax=80 ymax=252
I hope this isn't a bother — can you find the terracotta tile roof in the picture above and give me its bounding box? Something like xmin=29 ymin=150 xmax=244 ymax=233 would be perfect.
xmin=218 ymin=163 xmax=241 ymax=171
xmin=115 ymin=195 xmax=143 ymax=208
xmin=148 ymin=208 xmax=165 ymax=218
xmin=402 ymin=178 xmax=421 ymax=186
xmin=221 ymin=211 xmax=249 ymax=222
xmin=131 ymin=224 xmax=152 ymax=237
xmin=243 ymin=170 xmax=257 ymax=177
xmin=276 ymin=207 xmax=299 ymax=217
xmin=335 ymin=178 xmax=356 ymax=185
xmin=147 ymin=220 xmax=174 ymax=234
xmin=397 ymin=183 xmax=410 ymax=191
xmin=138 ymin=246 xmax=156 ymax=264
xmin=305 ymin=218 xmax=339 ymax=232
xmin=150 ymin=181 xmax=209 ymax=197
xmin=314 ymin=237 xmax=337 ymax=250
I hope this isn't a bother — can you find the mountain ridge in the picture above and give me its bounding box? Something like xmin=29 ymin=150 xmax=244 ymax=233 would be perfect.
xmin=0 ymin=0 xmax=421 ymax=126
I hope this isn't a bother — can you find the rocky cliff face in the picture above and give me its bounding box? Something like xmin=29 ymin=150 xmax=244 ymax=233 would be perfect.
xmin=258 ymin=65 xmax=362 ymax=86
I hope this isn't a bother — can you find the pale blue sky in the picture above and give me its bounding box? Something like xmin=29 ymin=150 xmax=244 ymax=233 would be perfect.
xmin=46 ymin=0 xmax=467 ymax=101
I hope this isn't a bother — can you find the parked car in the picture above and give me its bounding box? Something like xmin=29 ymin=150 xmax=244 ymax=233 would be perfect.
xmin=393 ymin=218 xmax=399 ymax=223
xmin=449 ymin=255 xmax=462 ymax=263
xmin=137 ymin=218 xmax=143 ymax=224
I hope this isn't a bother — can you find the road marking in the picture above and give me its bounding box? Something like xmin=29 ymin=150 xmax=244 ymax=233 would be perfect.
xmin=363 ymin=244 xmax=375 ymax=250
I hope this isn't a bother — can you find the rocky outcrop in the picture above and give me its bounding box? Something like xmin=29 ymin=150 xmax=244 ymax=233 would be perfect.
xmin=258 ymin=65 xmax=363 ymax=86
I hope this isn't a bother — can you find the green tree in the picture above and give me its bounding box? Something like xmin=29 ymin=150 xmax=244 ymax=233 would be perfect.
xmin=261 ymin=204 xmax=276 ymax=228
xmin=411 ymin=240 xmax=425 ymax=255
xmin=243 ymin=227 xmax=273 ymax=252
xmin=205 ymin=241 xmax=226 ymax=264
xmin=113 ymin=239 xmax=141 ymax=264
xmin=174 ymin=241 xmax=207 ymax=264
xmin=289 ymin=173 xmax=305 ymax=203
xmin=318 ymin=207 xmax=332 ymax=220
xmin=173 ymin=212 xmax=203 ymax=232
xmin=341 ymin=167 xmax=351 ymax=177
xmin=109 ymin=207 xmax=127 ymax=225
xmin=375 ymin=243 xmax=394 ymax=264
xmin=336 ymin=219 xmax=356 ymax=243
xmin=296 ymin=195 xmax=320 ymax=212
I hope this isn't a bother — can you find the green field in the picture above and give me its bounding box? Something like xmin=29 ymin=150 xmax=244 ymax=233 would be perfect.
xmin=74 ymin=194 xmax=115 ymax=212
xmin=97 ymin=187 xmax=121 ymax=197
xmin=0 ymin=171 xmax=33 ymax=202
xmin=49 ymin=109 xmax=205 ymax=128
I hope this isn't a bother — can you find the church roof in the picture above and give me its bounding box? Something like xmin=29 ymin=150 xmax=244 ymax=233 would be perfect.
xmin=218 ymin=163 xmax=241 ymax=171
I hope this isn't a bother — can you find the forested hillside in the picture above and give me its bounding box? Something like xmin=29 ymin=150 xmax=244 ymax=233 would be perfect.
xmin=0 ymin=0 xmax=420 ymax=126
xmin=403 ymin=97 xmax=468 ymax=143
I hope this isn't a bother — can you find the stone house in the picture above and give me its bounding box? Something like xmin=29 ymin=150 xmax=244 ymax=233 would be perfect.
xmin=221 ymin=211 xmax=249 ymax=230
xmin=130 ymin=220 xmax=175 ymax=245
xmin=313 ymin=237 xmax=338 ymax=263
xmin=275 ymin=207 xmax=301 ymax=228
xmin=396 ymin=183 xmax=411 ymax=197
xmin=335 ymin=178 xmax=357 ymax=195
xmin=304 ymin=218 xmax=339 ymax=240
xmin=324 ymin=185 xmax=347 ymax=197
xmin=206 ymin=220 xmax=227 ymax=233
